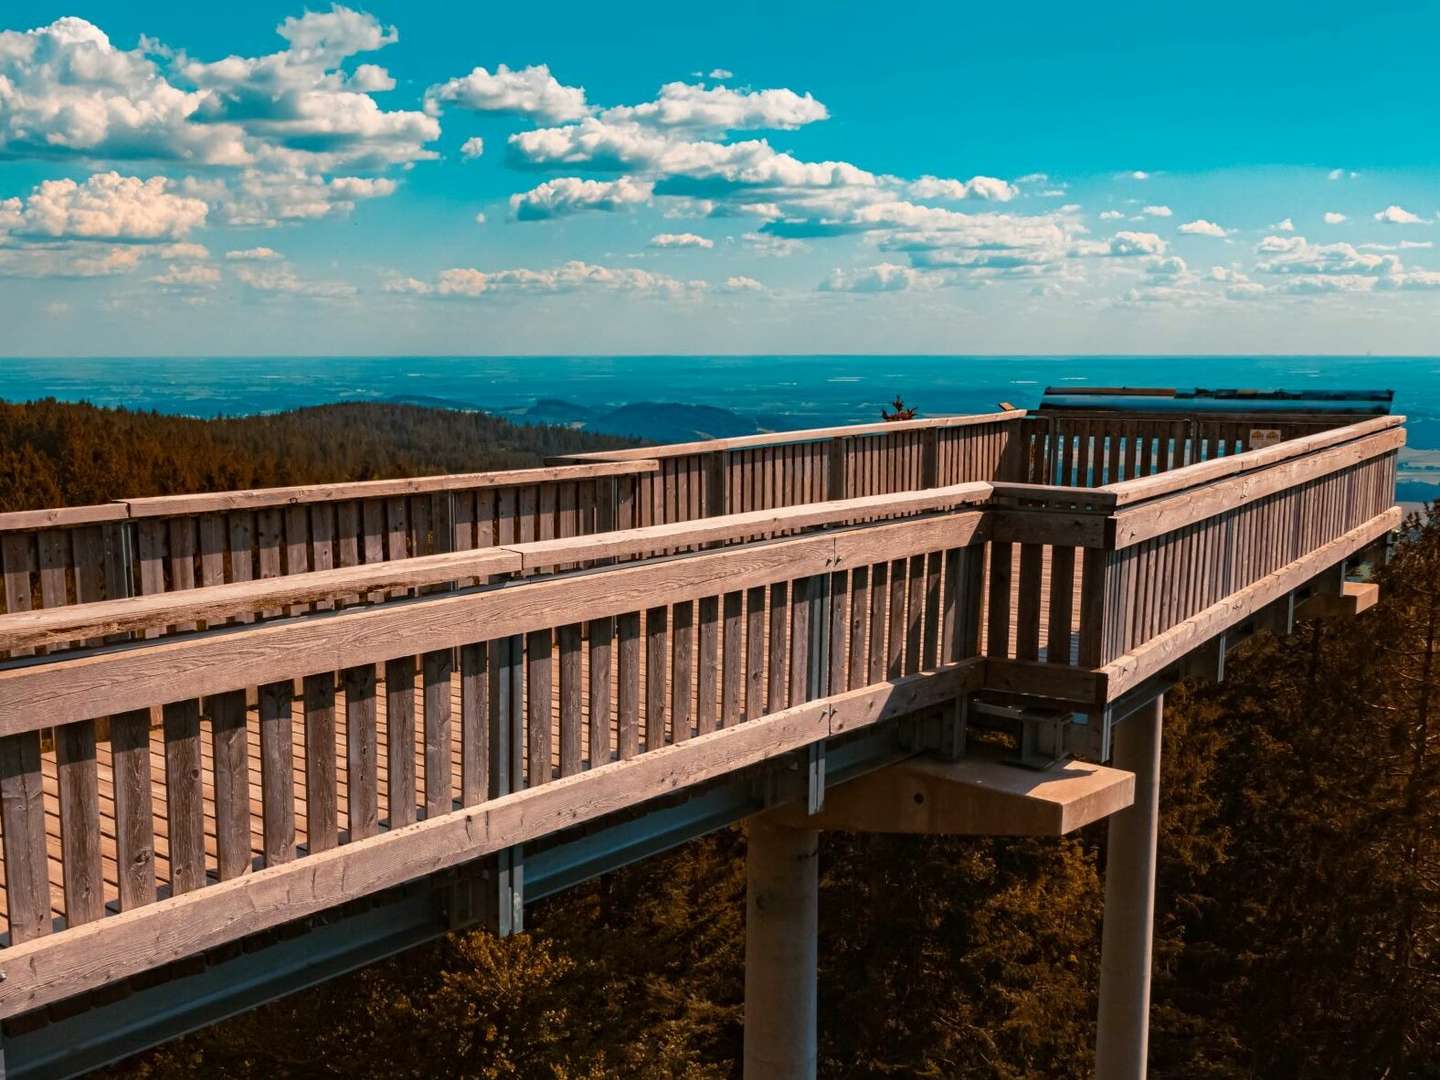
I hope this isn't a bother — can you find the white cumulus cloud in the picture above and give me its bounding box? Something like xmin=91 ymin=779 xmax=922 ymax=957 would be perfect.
xmin=509 ymin=176 xmax=654 ymax=220
xmin=0 ymin=172 xmax=207 ymax=240
xmin=1179 ymin=219 xmax=1228 ymax=238
xmin=1324 ymin=212 xmax=1347 ymax=224
xmin=425 ymin=63 xmax=591 ymax=123
xmin=907 ymin=176 xmax=1018 ymax=202
xmin=459 ymin=136 xmax=485 ymax=160
xmin=1374 ymin=205 xmax=1425 ymax=225
xmin=648 ymin=232 xmax=714 ymax=249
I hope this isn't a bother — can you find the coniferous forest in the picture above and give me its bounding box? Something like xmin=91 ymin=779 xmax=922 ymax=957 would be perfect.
xmin=3 ymin=399 xmax=1435 ymax=1078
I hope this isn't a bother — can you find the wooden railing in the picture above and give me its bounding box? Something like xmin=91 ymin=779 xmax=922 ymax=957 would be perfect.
xmin=0 ymin=409 xmax=1402 ymax=1018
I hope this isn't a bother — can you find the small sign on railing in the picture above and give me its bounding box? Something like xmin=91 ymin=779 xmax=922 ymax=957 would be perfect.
xmin=1249 ymin=428 xmax=1282 ymax=449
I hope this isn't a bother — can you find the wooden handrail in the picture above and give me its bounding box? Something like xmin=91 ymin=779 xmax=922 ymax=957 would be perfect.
xmin=1099 ymin=414 xmax=1403 ymax=507
xmin=1111 ymin=427 xmax=1404 ymax=548
xmin=0 ymin=482 xmax=993 ymax=654
xmin=0 ymin=460 xmax=662 ymax=533
xmin=0 ymin=511 xmax=987 ymax=732
xmin=546 ymin=410 xmax=1028 ymax=464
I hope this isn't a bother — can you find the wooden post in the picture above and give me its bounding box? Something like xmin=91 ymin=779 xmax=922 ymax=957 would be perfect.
xmin=743 ymin=814 xmax=819 ymax=1080
xmin=1095 ymin=694 xmax=1163 ymax=1080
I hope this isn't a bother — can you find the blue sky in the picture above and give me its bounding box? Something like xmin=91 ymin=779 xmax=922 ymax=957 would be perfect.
xmin=2 ymin=1 xmax=1439 ymax=356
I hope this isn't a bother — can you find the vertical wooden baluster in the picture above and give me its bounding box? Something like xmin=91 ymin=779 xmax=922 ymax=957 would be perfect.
xmin=72 ymin=525 xmax=106 ymax=642
xmin=721 ymin=592 xmax=743 ymax=729
xmin=336 ymin=501 xmax=361 ymax=605
xmin=135 ymin=520 xmax=167 ymax=633
xmin=1 ymin=534 xmax=35 ymax=655
xmin=1047 ymin=547 xmax=1076 ymax=664
xmin=588 ymin=618 xmax=613 ymax=766
xmin=527 ymin=629 xmax=552 ymax=784
xmin=672 ymin=600 xmax=694 ymax=741
xmin=362 ymin=500 xmax=386 ymax=598
xmin=519 ymin=485 xmax=538 ymax=545
xmin=867 ymin=562 xmax=888 ymax=685
xmin=489 ymin=635 xmax=524 ymax=798
xmin=209 ymin=689 xmax=250 ymax=879
xmin=460 ymin=644 xmax=488 ymax=806
xmin=227 ymin=511 xmax=256 ymax=621
xmin=848 ymin=565 xmax=870 ymax=689
xmin=904 ymin=556 xmax=925 ymax=676
xmin=1015 ymin=543 xmax=1044 ymax=662
xmin=697 ymin=596 xmax=719 ymax=735
xmin=767 ymin=582 xmax=789 ymax=712
xmin=0 ymin=730 xmax=51 ymax=941
xmin=345 ymin=664 xmax=379 ymax=839
xmin=789 ymin=576 xmax=811 ymax=706
xmin=746 ymin=586 xmax=767 ymax=720
xmin=559 ymin=625 xmax=583 ymax=775
xmin=423 ymin=649 xmax=453 ymax=816
xmin=163 ymin=698 xmax=205 ymax=893
xmin=111 ymin=709 xmax=155 ymax=909
xmin=645 ymin=607 xmax=668 ymax=749
xmin=986 ymin=542 xmax=1013 ymax=658
xmin=385 ymin=657 xmax=416 ymax=827
xmin=1078 ymin=547 xmax=1112 ymax=667
xmin=256 ymin=508 xmax=283 ymax=616
xmin=166 ymin=517 xmax=197 ymax=630
xmin=303 ymin=673 xmax=338 ymax=853
xmin=921 ymin=553 xmax=941 ymax=671
xmin=617 ymin=614 xmax=641 ymax=759
xmin=54 ymin=718 xmax=102 ymax=925
xmin=386 ymin=497 xmax=410 ymax=574
xmin=310 ymin=503 xmax=335 ymax=609
xmin=888 ymin=558 xmax=908 ymax=677
xmin=197 ymin=513 xmax=226 ymax=598
xmin=283 ymin=506 xmax=310 ymax=612
xmin=259 ymin=685 xmax=295 ymax=869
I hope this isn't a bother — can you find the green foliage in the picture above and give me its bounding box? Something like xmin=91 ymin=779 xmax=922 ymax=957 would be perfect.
xmin=0 ymin=398 xmax=634 ymax=511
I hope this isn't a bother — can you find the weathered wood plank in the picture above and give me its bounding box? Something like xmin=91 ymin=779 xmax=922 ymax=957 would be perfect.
xmin=559 ymin=624 xmax=583 ymax=775
xmin=588 ymin=618 xmax=612 ymax=766
xmin=162 ymin=699 xmax=205 ymax=894
xmin=385 ymin=657 xmax=416 ymax=827
xmin=344 ymin=664 xmax=380 ymax=838
xmin=303 ymin=674 xmax=338 ymax=853
xmin=110 ymin=709 xmax=155 ymax=910
xmin=0 ymin=661 xmax=981 ymax=1018
xmin=209 ymin=689 xmax=250 ymax=880
xmin=423 ymin=649 xmax=453 ymax=817
xmin=0 ymin=731 xmax=50 ymax=941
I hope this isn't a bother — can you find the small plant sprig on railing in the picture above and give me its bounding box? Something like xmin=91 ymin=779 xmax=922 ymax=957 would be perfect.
xmin=881 ymin=396 xmax=917 ymax=422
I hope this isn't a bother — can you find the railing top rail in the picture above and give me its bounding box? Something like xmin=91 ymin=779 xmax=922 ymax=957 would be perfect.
xmin=1099 ymin=413 xmax=1404 ymax=507
xmin=0 ymin=480 xmax=994 ymax=654
xmin=0 ymin=459 xmax=661 ymax=533
xmin=546 ymin=409 xmax=1030 ymax=464
xmin=0 ymin=510 xmax=987 ymax=732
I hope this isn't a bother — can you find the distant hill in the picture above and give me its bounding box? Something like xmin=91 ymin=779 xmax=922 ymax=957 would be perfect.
xmin=0 ymin=399 xmax=639 ymax=512
xmin=509 ymin=398 xmax=767 ymax=443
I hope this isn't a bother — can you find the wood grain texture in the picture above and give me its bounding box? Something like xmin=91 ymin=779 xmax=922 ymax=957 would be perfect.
xmin=0 ymin=660 xmax=979 ymax=1018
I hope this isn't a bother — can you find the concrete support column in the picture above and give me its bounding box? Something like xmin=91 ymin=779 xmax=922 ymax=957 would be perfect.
xmin=1095 ymin=693 xmax=1164 ymax=1080
xmin=743 ymin=814 xmax=819 ymax=1080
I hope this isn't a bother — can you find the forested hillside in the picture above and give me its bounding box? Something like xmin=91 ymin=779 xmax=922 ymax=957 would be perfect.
xmin=0 ymin=399 xmax=636 ymax=512
xmin=3 ymin=399 xmax=1433 ymax=1078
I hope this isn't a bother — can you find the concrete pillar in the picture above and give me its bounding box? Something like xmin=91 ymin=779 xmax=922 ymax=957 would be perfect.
xmin=743 ymin=814 xmax=819 ymax=1080
xmin=1095 ymin=694 xmax=1163 ymax=1079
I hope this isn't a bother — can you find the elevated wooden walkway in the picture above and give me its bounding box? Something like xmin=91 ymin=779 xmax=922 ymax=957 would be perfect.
xmin=0 ymin=399 xmax=1402 ymax=1075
